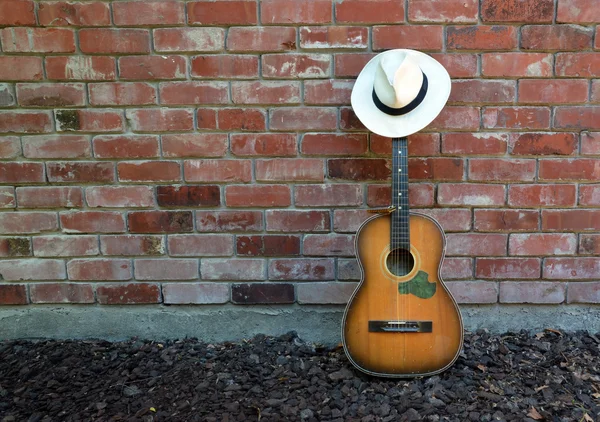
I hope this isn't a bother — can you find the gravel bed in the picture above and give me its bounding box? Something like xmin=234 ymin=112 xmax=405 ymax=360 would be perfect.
xmin=0 ymin=330 xmax=599 ymax=421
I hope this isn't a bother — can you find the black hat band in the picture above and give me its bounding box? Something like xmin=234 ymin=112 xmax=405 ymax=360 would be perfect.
xmin=372 ymin=72 xmax=428 ymax=116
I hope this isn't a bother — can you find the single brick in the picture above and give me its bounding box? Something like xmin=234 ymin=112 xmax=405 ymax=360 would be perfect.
xmin=55 ymin=109 xmax=123 ymax=133
xmin=519 ymin=80 xmax=589 ymax=104
xmin=231 ymin=81 xmax=301 ymax=104
xmin=335 ymin=0 xmax=404 ymax=24
xmin=157 ymin=185 xmax=220 ymax=208
xmin=446 ymin=233 xmax=507 ymax=256
xmin=159 ymin=82 xmax=228 ymax=105
xmin=295 ymin=184 xmax=362 ymax=207
xmin=0 ymin=27 xmax=75 ymax=53
xmin=544 ymin=257 xmax=600 ymax=280
xmin=262 ymin=54 xmax=331 ymax=79
xmin=474 ymin=209 xmax=539 ymax=232
xmin=0 ymin=237 xmax=32 ymax=257
xmin=231 ymin=283 xmax=294 ymax=304
xmin=567 ymin=282 xmax=600 ymax=304
xmin=373 ymin=25 xmax=443 ymax=51
xmin=476 ymin=258 xmax=541 ymax=279
xmin=0 ymin=111 xmax=53 ymax=134
xmin=509 ymin=233 xmax=577 ymax=256
xmin=297 ymin=282 xmax=357 ymax=304
xmin=100 ymin=235 xmax=165 ymax=256
xmin=261 ymin=0 xmax=331 ymax=24
xmin=437 ymin=183 xmax=506 ymax=206
xmin=113 ymin=1 xmax=185 ymax=26
xmin=427 ymin=106 xmax=480 ymax=131
xmin=119 ymin=55 xmax=186 ymax=80
xmin=128 ymin=211 xmax=193 ymax=233
xmin=201 ymin=258 xmax=264 ymax=280
xmin=117 ymin=161 xmax=181 ymax=183
xmin=226 ymin=185 xmax=291 ymax=207
xmin=79 ymin=28 xmax=150 ymax=54
xmin=328 ymin=158 xmax=391 ymax=181
xmin=557 ymin=0 xmax=600 ymax=23
xmin=60 ymin=211 xmax=126 ymax=233
xmin=236 ymin=235 xmax=300 ymax=256
xmin=441 ymin=258 xmax=473 ymax=280
xmin=33 ymin=235 xmax=99 ymax=257
xmin=0 ymin=212 xmax=58 ymax=235
xmin=135 ymin=259 xmax=199 ymax=280
xmin=554 ymin=106 xmax=600 ymax=130
xmin=191 ymin=55 xmax=258 ymax=79
xmin=231 ymin=133 xmax=297 ymax=157
xmin=184 ymin=159 xmax=252 ymax=183
xmin=22 ymin=135 xmax=90 ymax=159
xmin=163 ymin=283 xmax=230 ymax=305
xmin=499 ymin=282 xmax=565 ymax=304
xmin=442 ymin=133 xmax=508 ymax=155
xmin=86 ymin=186 xmax=154 ymax=208
xmin=67 ymin=258 xmax=131 ymax=281
xmin=303 ymin=234 xmax=355 ymax=256
xmin=0 ymin=0 xmax=35 ymax=25
xmin=508 ymin=133 xmax=578 ymax=155
xmin=408 ymin=0 xmax=478 ymax=23
xmin=521 ymin=25 xmax=593 ymax=50
xmin=299 ymin=26 xmax=367 ymax=49
xmin=447 ymin=26 xmax=517 ymax=50
xmin=154 ymin=28 xmax=224 ymax=52
xmin=539 ymin=158 xmax=600 ymax=181
xmin=0 ymin=259 xmax=66 ymax=281
xmin=188 ymin=0 xmax=257 ymax=25
xmin=448 ymin=80 xmax=516 ymax=104
xmin=47 ymin=162 xmax=115 ymax=183
xmin=269 ymin=258 xmax=334 ymax=280
xmin=304 ymin=80 xmax=355 ymax=105
xmin=227 ymin=27 xmax=296 ymax=52
xmin=38 ymin=1 xmax=110 ymax=26
xmin=542 ymin=209 xmax=600 ymax=231
xmin=168 ymin=234 xmax=233 ymax=257
xmin=266 ymin=210 xmax=330 ymax=232
xmin=96 ymin=283 xmax=161 ymax=305
xmin=17 ymin=83 xmax=85 ymax=107
xmin=0 ymin=284 xmax=28 ymax=305
xmin=88 ymin=82 xmax=156 ymax=106
xmin=469 ymin=158 xmax=536 ymax=182
xmin=46 ymin=56 xmax=115 ymax=81
xmin=0 ymin=163 xmax=44 ymax=183
xmin=482 ymin=53 xmax=553 ymax=77
xmin=480 ymin=0 xmax=553 ymax=23
xmin=446 ymin=281 xmax=498 ymax=304
xmin=332 ymin=210 xmax=371 ymax=233
xmin=483 ymin=107 xmax=551 ymax=129
xmin=0 ymin=187 xmax=15 ymax=208
xmin=256 ymin=158 xmax=324 ymax=182
xmin=508 ymin=184 xmax=577 ymax=207
xmin=196 ymin=210 xmax=263 ymax=232
xmin=30 ymin=283 xmax=94 ymax=304
xmin=93 ymin=135 xmax=160 ymax=159
xmin=162 ymin=134 xmax=227 ymax=158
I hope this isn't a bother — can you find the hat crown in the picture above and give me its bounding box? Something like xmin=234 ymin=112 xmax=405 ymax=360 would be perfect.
xmin=373 ymin=53 xmax=424 ymax=109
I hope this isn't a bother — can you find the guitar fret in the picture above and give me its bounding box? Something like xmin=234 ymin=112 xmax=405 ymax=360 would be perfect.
xmin=390 ymin=137 xmax=410 ymax=250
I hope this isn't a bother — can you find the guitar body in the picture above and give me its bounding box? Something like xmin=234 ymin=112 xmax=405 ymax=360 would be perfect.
xmin=342 ymin=211 xmax=463 ymax=378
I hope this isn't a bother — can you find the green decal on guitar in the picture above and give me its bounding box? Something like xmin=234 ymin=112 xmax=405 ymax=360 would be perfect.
xmin=398 ymin=270 xmax=436 ymax=299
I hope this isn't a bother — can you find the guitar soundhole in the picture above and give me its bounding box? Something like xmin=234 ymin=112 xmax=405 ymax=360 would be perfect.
xmin=386 ymin=248 xmax=415 ymax=277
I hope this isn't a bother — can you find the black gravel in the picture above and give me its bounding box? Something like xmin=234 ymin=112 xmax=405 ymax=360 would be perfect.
xmin=0 ymin=330 xmax=599 ymax=421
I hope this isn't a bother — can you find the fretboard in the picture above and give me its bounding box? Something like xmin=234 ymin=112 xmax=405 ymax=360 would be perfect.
xmin=391 ymin=137 xmax=410 ymax=251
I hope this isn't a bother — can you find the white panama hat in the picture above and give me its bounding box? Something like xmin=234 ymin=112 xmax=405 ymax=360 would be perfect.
xmin=351 ymin=49 xmax=451 ymax=138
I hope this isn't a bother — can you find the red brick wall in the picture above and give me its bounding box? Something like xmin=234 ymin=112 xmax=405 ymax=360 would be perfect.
xmin=0 ymin=0 xmax=598 ymax=309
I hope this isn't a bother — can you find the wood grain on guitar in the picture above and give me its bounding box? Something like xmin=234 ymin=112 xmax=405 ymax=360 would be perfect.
xmin=342 ymin=137 xmax=464 ymax=378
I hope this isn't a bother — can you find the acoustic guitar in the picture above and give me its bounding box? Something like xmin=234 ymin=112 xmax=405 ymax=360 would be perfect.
xmin=342 ymin=136 xmax=463 ymax=378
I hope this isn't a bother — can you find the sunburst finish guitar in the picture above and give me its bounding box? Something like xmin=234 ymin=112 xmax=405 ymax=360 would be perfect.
xmin=342 ymin=137 xmax=463 ymax=378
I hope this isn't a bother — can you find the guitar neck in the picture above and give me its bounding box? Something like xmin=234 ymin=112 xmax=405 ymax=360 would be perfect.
xmin=391 ymin=137 xmax=410 ymax=251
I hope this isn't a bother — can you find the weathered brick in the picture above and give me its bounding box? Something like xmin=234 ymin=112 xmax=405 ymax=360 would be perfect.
xmin=567 ymin=282 xmax=600 ymax=304
xmin=519 ymin=80 xmax=588 ymax=104
xmin=442 ymin=133 xmax=508 ymax=155
xmin=483 ymin=107 xmax=551 ymax=129
xmin=231 ymin=81 xmax=301 ymax=105
xmin=554 ymin=106 xmax=600 ymax=130
xmin=509 ymin=133 xmax=578 ymax=155
xmin=474 ymin=209 xmax=539 ymax=232
xmin=217 ymin=108 xmax=266 ymax=131
xmin=191 ymin=55 xmax=258 ymax=79
xmin=30 ymin=283 xmax=94 ymax=304
xmin=427 ymin=106 xmax=480 ymax=131
xmin=543 ymin=209 xmax=600 ymax=231
xmin=89 ymin=82 xmax=156 ymax=106
xmin=135 ymin=259 xmax=198 ymax=280
xmin=47 ymin=162 xmax=114 ymax=183
xmin=231 ymin=133 xmax=297 ymax=157
xmin=328 ymin=158 xmax=391 ymax=181
xmin=126 ymin=109 xmax=194 ymax=132
xmin=163 ymin=283 xmax=229 ymax=305
xmin=33 ymin=235 xmax=98 ymax=257
xmin=441 ymin=258 xmax=473 ymax=280
xmin=366 ymin=184 xmax=436 ymax=208
xmin=544 ymin=258 xmax=600 ymax=280
xmin=0 ymin=137 xmax=20 ymax=159
xmin=448 ymin=80 xmax=516 ymax=104
xmin=196 ymin=211 xmax=263 ymax=232
xmin=510 ymin=233 xmax=576 ymax=256
xmin=0 ymin=259 xmax=66 ymax=281
xmin=482 ymin=53 xmax=553 ymax=77
xmin=201 ymin=258 xmax=264 ymax=280
xmin=437 ymin=183 xmax=505 ymax=206
xmin=476 ymin=258 xmax=541 ymax=279
xmin=332 ymin=210 xmax=372 ymax=233
xmin=304 ymin=234 xmax=354 ymax=257
xmin=334 ymin=53 xmax=377 ymax=78
xmin=266 ymin=210 xmax=330 ymax=232
xmin=296 ymin=184 xmax=362 ymax=207
xmin=236 ymin=235 xmax=300 ymax=256
xmin=262 ymin=54 xmax=331 ymax=79
xmin=270 ymin=108 xmax=336 ymax=131
xmin=0 ymin=212 xmax=58 ymax=234
xmin=157 ymin=185 xmax=220 ymax=207
xmin=61 ymin=211 xmax=126 ymax=234
xmin=154 ymin=28 xmax=224 ymax=52
xmin=373 ymin=25 xmax=443 ymax=51
xmin=38 ymin=1 xmax=110 ymax=26
xmin=446 ymin=233 xmax=507 ymax=256
xmin=408 ymin=0 xmax=478 ymax=23
xmin=341 ymin=107 xmax=368 ymax=131
xmin=162 ymin=134 xmax=227 ymax=158
xmin=117 ymin=161 xmax=181 ymax=183
xmin=0 ymin=285 xmax=28 ymax=305
xmin=580 ymin=234 xmax=600 ymax=255
xmin=100 ymin=235 xmax=165 ymax=256
xmin=508 ymin=184 xmax=577 ymax=207
xmin=300 ymin=26 xmax=367 ymax=49
xmin=261 ymin=0 xmax=331 ymax=24
xmin=119 ymin=56 xmax=186 ymax=80
xmin=430 ymin=53 xmax=478 ymax=78
xmin=226 ymin=185 xmax=291 ymax=207
xmin=447 ymin=26 xmax=517 ymax=50
xmin=169 ymin=234 xmax=233 ymax=256
xmin=539 ymin=158 xmax=600 ymax=181
xmin=580 ymin=185 xmax=600 ymax=206
xmin=409 ymin=158 xmax=464 ymax=181
xmin=0 ymin=57 xmax=42 ymax=81
xmin=521 ymin=25 xmax=593 ymax=50
xmin=227 ymin=27 xmax=296 ymax=52
xmin=335 ymin=0 xmax=404 ymax=24
xmin=371 ymin=133 xmax=440 ymax=157
xmin=297 ymin=282 xmax=357 ymax=304
xmin=68 ymin=258 xmax=131 ymax=281
xmin=231 ymin=283 xmax=294 ymax=304
xmin=256 ymin=159 xmax=324 ymax=182
xmin=446 ymin=281 xmax=498 ymax=304
xmin=80 ymin=28 xmax=149 ymax=54
xmin=555 ymin=53 xmax=600 ymax=77
xmin=55 ymin=109 xmax=123 ymax=133
xmin=418 ymin=208 xmax=472 ymax=231
xmin=557 ymin=0 xmax=600 ymax=23
xmin=0 ymin=0 xmax=35 ymax=25
xmin=0 ymin=237 xmax=31 ymax=257
xmin=304 ymin=80 xmax=354 ymax=105
xmin=0 ymin=111 xmax=53 ymax=134
xmin=96 ymin=283 xmax=161 ymax=305
xmin=499 ymin=282 xmax=565 ymax=304
xmin=128 ymin=211 xmax=193 ymax=233
xmin=113 ymin=1 xmax=184 ymax=26
xmin=93 ymin=135 xmax=160 ymax=159
xmin=46 ymin=56 xmax=115 ymax=81
xmin=481 ymin=0 xmax=553 ymax=23
xmin=0 ymin=163 xmax=43 ymax=183
xmin=469 ymin=158 xmax=536 ymax=182
xmin=269 ymin=258 xmax=334 ymax=280
xmin=0 ymin=27 xmax=75 ymax=53
xmin=184 ymin=159 xmax=252 ymax=183
xmin=338 ymin=258 xmax=360 ymax=280
xmin=86 ymin=186 xmax=154 ymax=208
xmin=0 ymin=187 xmax=14 ymax=208
xmin=159 ymin=82 xmax=228 ymax=105
xmin=301 ymin=133 xmax=366 ymax=155
xmin=22 ymin=135 xmax=90 ymax=159
xmin=188 ymin=0 xmax=257 ymax=25
xmin=17 ymin=83 xmax=85 ymax=108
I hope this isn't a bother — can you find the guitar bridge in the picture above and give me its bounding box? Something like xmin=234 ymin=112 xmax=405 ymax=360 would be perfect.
xmin=369 ymin=320 xmax=432 ymax=333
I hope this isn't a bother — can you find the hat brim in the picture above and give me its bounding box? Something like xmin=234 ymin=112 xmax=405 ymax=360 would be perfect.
xmin=351 ymin=49 xmax=451 ymax=138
